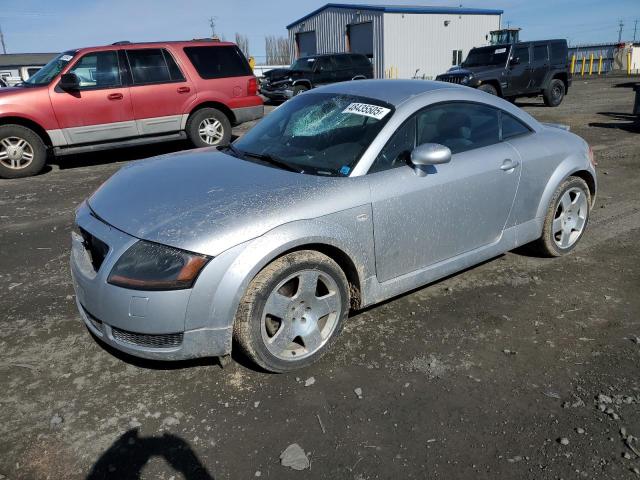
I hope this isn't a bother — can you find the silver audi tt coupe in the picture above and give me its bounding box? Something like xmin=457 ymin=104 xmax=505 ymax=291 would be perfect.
xmin=71 ymin=79 xmax=596 ymax=372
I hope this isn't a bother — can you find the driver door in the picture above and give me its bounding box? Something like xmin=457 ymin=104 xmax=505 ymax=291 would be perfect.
xmin=50 ymin=50 xmax=137 ymax=145
xmin=368 ymin=102 xmax=521 ymax=282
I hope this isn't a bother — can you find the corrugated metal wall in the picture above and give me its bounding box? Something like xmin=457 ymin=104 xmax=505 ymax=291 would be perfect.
xmin=568 ymin=43 xmax=624 ymax=73
xmin=382 ymin=13 xmax=501 ymax=79
xmin=288 ymin=7 xmax=385 ymax=78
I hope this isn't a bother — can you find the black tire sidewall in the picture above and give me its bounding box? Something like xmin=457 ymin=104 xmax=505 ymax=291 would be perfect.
xmin=186 ymin=108 xmax=232 ymax=148
xmin=478 ymin=84 xmax=497 ymax=95
xmin=238 ymin=253 xmax=349 ymax=372
xmin=0 ymin=125 xmax=47 ymax=179
xmin=544 ymin=79 xmax=565 ymax=107
xmin=542 ymin=177 xmax=591 ymax=256
xmin=293 ymin=85 xmax=309 ymax=96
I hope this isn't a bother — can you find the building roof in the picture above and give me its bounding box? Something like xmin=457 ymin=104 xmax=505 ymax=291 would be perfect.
xmin=287 ymin=3 xmax=503 ymax=29
xmin=0 ymin=53 xmax=57 ymax=68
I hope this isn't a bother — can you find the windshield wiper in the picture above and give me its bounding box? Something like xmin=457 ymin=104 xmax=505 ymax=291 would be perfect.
xmin=239 ymin=149 xmax=304 ymax=173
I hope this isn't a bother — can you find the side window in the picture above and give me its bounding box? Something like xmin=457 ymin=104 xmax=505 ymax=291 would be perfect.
xmin=163 ymin=50 xmax=185 ymax=81
xmin=68 ymin=51 xmax=121 ymax=89
xmin=126 ymin=49 xmax=176 ymax=84
xmin=533 ymin=45 xmax=548 ymax=62
xmin=314 ymin=56 xmax=333 ymax=72
xmin=333 ymin=55 xmax=352 ymax=69
xmin=513 ymin=45 xmax=530 ymax=64
xmin=416 ymin=102 xmax=500 ymax=154
xmin=369 ymin=117 xmax=416 ymax=173
xmin=183 ymin=46 xmax=251 ymax=79
xmin=501 ymin=111 xmax=531 ymax=140
xmin=549 ymin=42 xmax=566 ymax=62
xmin=351 ymin=55 xmax=371 ymax=68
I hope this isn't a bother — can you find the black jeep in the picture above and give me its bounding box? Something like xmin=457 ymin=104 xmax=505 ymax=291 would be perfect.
xmin=436 ymin=39 xmax=571 ymax=107
xmin=260 ymin=53 xmax=373 ymax=101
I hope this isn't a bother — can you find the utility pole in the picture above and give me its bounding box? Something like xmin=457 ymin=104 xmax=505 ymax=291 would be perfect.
xmin=0 ymin=23 xmax=6 ymax=54
xmin=209 ymin=16 xmax=217 ymax=38
xmin=618 ymin=20 xmax=624 ymax=43
xmin=634 ymin=19 xmax=638 ymax=43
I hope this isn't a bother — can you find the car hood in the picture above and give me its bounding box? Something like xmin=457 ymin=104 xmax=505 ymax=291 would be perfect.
xmin=445 ymin=66 xmax=505 ymax=77
xmin=0 ymin=85 xmax=44 ymax=99
xmin=264 ymin=68 xmax=310 ymax=83
xmin=87 ymin=149 xmax=369 ymax=256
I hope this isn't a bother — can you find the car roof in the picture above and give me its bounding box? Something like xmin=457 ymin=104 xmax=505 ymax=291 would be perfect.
xmin=313 ymin=79 xmax=462 ymax=107
xmin=299 ymin=53 xmax=365 ymax=59
xmin=72 ymin=40 xmax=236 ymax=55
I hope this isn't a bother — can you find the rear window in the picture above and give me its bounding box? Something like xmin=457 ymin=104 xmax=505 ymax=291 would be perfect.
xmin=184 ymin=46 xmax=251 ymax=79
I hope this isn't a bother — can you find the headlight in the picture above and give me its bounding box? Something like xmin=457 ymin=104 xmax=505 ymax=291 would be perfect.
xmin=108 ymin=241 xmax=210 ymax=291
xmin=462 ymin=74 xmax=473 ymax=84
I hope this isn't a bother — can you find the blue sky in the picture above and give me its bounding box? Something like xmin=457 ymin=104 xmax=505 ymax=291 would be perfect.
xmin=1 ymin=0 xmax=639 ymax=61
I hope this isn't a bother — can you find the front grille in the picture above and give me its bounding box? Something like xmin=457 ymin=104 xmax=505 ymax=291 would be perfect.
xmin=112 ymin=327 xmax=183 ymax=349
xmin=437 ymin=75 xmax=464 ymax=84
xmin=79 ymin=227 xmax=109 ymax=272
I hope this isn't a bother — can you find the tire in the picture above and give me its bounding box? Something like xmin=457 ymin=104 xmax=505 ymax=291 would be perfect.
xmin=0 ymin=124 xmax=47 ymax=179
xmin=234 ymin=250 xmax=350 ymax=373
xmin=185 ymin=108 xmax=232 ymax=148
xmin=478 ymin=83 xmax=498 ymax=96
xmin=543 ymin=79 xmax=565 ymax=107
xmin=292 ymin=84 xmax=309 ymax=96
xmin=532 ymin=176 xmax=591 ymax=257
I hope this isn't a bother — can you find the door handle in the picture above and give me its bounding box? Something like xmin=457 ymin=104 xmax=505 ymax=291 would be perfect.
xmin=500 ymin=159 xmax=520 ymax=171
xmin=107 ymin=93 xmax=123 ymax=100
xmin=177 ymin=86 xmax=191 ymax=94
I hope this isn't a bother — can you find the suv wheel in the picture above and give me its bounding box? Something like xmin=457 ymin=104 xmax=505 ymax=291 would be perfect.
xmin=543 ymin=79 xmax=565 ymax=107
xmin=234 ymin=250 xmax=350 ymax=372
xmin=186 ymin=108 xmax=232 ymax=148
xmin=478 ymin=83 xmax=498 ymax=96
xmin=292 ymin=85 xmax=309 ymax=96
xmin=0 ymin=125 xmax=47 ymax=179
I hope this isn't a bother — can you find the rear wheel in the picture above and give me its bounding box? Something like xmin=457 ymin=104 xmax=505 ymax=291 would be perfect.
xmin=543 ymin=79 xmax=565 ymax=107
xmin=478 ymin=83 xmax=498 ymax=96
xmin=234 ymin=250 xmax=349 ymax=372
xmin=186 ymin=108 xmax=232 ymax=148
xmin=532 ymin=176 xmax=591 ymax=257
xmin=0 ymin=124 xmax=47 ymax=179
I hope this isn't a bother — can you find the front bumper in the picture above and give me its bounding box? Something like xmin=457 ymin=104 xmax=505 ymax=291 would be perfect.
xmin=260 ymin=85 xmax=294 ymax=100
xmin=70 ymin=202 xmax=232 ymax=360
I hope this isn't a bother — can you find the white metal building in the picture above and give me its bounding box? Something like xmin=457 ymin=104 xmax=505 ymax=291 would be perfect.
xmin=286 ymin=3 xmax=503 ymax=79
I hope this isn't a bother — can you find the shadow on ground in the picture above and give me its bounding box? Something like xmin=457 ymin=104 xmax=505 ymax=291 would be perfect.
xmin=86 ymin=429 xmax=214 ymax=480
xmin=589 ymin=111 xmax=640 ymax=133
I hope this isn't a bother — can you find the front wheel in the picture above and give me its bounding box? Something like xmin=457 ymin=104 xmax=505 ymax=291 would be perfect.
xmin=0 ymin=124 xmax=47 ymax=179
xmin=186 ymin=108 xmax=232 ymax=148
xmin=234 ymin=251 xmax=350 ymax=372
xmin=478 ymin=83 xmax=498 ymax=96
xmin=543 ymin=79 xmax=565 ymax=107
xmin=533 ymin=176 xmax=591 ymax=257
xmin=292 ymin=84 xmax=309 ymax=96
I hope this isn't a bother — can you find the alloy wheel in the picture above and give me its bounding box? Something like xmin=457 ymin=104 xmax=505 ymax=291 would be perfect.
xmin=198 ymin=118 xmax=224 ymax=145
xmin=0 ymin=136 xmax=34 ymax=170
xmin=261 ymin=269 xmax=342 ymax=360
xmin=552 ymin=187 xmax=588 ymax=249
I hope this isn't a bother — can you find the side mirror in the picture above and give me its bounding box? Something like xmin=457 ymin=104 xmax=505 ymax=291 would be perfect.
xmin=509 ymin=57 xmax=520 ymax=67
xmin=59 ymin=73 xmax=80 ymax=91
xmin=411 ymin=143 xmax=451 ymax=165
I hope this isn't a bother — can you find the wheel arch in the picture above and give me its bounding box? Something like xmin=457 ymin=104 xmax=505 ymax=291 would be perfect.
xmin=535 ymin=165 xmax=597 ymax=221
xmin=478 ymin=79 xmax=502 ymax=96
xmin=0 ymin=116 xmax=52 ymax=147
xmin=187 ymin=101 xmax=236 ymax=126
xmin=550 ymin=71 xmax=569 ymax=93
xmin=292 ymin=79 xmax=312 ymax=89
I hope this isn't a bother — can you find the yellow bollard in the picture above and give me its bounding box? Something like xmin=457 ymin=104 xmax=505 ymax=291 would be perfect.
xmin=628 ymin=52 xmax=632 ymax=76
xmin=598 ymin=55 xmax=603 ymax=74
xmin=570 ymin=54 xmax=576 ymax=74
xmin=589 ymin=53 xmax=594 ymax=75
xmin=580 ymin=57 xmax=586 ymax=76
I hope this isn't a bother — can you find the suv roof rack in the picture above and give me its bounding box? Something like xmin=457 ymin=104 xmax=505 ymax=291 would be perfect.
xmin=112 ymin=41 xmax=131 ymax=45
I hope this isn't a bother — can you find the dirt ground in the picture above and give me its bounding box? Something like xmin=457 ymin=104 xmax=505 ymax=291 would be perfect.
xmin=1 ymin=76 xmax=639 ymax=480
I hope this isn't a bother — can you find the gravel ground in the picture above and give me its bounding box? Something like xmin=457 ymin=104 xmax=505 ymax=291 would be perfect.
xmin=1 ymin=77 xmax=639 ymax=480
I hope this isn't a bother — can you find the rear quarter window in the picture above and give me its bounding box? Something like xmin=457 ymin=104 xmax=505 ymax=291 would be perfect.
xmin=549 ymin=42 xmax=567 ymax=63
xmin=184 ymin=46 xmax=252 ymax=79
xmin=351 ymin=55 xmax=372 ymax=68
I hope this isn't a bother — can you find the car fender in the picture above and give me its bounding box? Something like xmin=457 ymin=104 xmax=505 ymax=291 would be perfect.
xmin=534 ymin=152 xmax=595 ymax=221
xmin=0 ymin=106 xmax=56 ymax=130
xmin=292 ymin=79 xmax=313 ymax=89
xmin=185 ymin=206 xmax=375 ymax=332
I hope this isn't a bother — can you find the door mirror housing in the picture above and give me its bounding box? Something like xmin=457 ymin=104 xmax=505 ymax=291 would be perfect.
xmin=59 ymin=73 xmax=80 ymax=91
xmin=509 ymin=57 xmax=520 ymax=67
xmin=411 ymin=143 xmax=451 ymax=165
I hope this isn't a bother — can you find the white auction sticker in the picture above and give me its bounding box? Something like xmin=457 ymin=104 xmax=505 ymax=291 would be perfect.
xmin=342 ymin=103 xmax=391 ymax=120
xmin=494 ymin=48 xmax=506 ymax=54
xmin=60 ymin=55 xmax=73 ymax=61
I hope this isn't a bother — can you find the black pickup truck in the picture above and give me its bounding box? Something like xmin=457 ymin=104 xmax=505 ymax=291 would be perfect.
xmin=260 ymin=53 xmax=373 ymax=101
xmin=436 ymin=39 xmax=571 ymax=107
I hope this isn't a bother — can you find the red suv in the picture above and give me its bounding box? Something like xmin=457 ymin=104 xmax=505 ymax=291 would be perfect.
xmin=0 ymin=40 xmax=263 ymax=178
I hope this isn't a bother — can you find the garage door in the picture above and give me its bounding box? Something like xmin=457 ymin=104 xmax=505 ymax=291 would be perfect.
xmin=348 ymin=22 xmax=373 ymax=57
xmin=296 ymin=31 xmax=317 ymax=57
